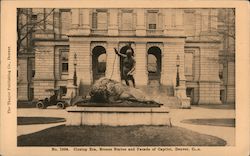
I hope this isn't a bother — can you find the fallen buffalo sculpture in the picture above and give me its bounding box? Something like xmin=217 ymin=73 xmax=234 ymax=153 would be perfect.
xmin=72 ymin=77 xmax=163 ymax=107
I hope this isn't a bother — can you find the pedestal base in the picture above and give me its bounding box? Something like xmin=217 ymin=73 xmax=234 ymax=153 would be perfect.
xmin=66 ymin=86 xmax=78 ymax=99
xmin=66 ymin=106 xmax=171 ymax=126
xmin=175 ymin=86 xmax=191 ymax=109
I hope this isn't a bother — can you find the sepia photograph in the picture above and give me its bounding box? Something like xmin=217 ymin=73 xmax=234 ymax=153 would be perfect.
xmin=0 ymin=1 xmax=249 ymax=156
xmin=16 ymin=7 xmax=235 ymax=146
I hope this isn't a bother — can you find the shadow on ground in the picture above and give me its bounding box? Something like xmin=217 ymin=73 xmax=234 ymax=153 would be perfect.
xmin=181 ymin=118 xmax=235 ymax=127
xmin=17 ymin=117 xmax=66 ymax=125
xmin=18 ymin=125 xmax=226 ymax=146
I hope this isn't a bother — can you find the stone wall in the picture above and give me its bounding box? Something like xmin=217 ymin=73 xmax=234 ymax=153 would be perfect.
xmin=33 ymin=46 xmax=55 ymax=99
xmin=17 ymin=58 xmax=28 ymax=100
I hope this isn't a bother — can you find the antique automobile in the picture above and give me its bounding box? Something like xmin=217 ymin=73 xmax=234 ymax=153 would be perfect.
xmin=36 ymin=89 xmax=69 ymax=109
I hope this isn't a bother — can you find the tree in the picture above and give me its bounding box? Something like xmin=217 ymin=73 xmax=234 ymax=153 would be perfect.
xmin=17 ymin=8 xmax=55 ymax=54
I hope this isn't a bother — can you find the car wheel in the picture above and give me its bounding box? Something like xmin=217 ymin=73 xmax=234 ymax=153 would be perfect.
xmin=36 ymin=101 xmax=45 ymax=109
xmin=57 ymin=102 xmax=65 ymax=109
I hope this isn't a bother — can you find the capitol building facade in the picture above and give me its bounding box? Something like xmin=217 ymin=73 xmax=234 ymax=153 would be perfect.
xmin=17 ymin=8 xmax=235 ymax=105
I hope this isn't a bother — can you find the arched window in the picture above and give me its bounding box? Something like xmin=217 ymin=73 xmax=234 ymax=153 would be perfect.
xmin=147 ymin=46 xmax=162 ymax=82
xmin=92 ymin=46 xmax=106 ymax=82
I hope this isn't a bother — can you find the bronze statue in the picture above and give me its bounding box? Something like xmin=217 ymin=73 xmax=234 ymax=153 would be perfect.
xmin=114 ymin=47 xmax=136 ymax=87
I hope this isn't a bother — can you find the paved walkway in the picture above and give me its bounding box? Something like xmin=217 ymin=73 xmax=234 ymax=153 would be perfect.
xmin=17 ymin=105 xmax=235 ymax=146
xmin=170 ymin=106 xmax=235 ymax=146
xmin=17 ymin=107 xmax=68 ymax=136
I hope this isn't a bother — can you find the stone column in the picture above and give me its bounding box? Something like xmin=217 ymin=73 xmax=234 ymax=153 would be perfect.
xmin=201 ymin=9 xmax=210 ymax=32
xmin=164 ymin=9 xmax=184 ymax=36
xmin=175 ymin=9 xmax=184 ymax=29
xmin=211 ymin=9 xmax=218 ymax=31
xmin=80 ymin=9 xmax=90 ymax=35
xmin=164 ymin=9 xmax=172 ymax=32
xmin=200 ymin=9 xmax=219 ymax=41
xmin=45 ymin=9 xmax=54 ymax=31
xmin=106 ymin=41 xmax=120 ymax=81
xmin=71 ymin=9 xmax=80 ymax=29
xmin=108 ymin=9 xmax=119 ymax=36
xmin=134 ymin=42 xmax=147 ymax=86
xmin=198 ymin=45 xmax=221 ymax=104
xmin=195 ymin=9 xmax=202 ymax=40
xmin=136 ymin=9 xmax=146 ymax=36
xmin=54 ymin=47 xmax=60 ymax=81
xmin=161 ymin=42 xmax=175 ymax=88
xmin=66 ymin=38 xmax=91 ymax=98
xmin=33 ymin=46 xmax=55 ymax=99
xmin=162 ymin=40 xmax=187 ymax=95
xmin=225 ymin=61 xmax=235 ymax=104
xmin=162 ymin=39 xmax=190 ymax=107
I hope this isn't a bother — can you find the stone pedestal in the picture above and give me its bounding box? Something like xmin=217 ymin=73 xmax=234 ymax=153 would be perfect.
xmin=66 ymin=106 xmax=171 ymax=126
xmin=175 ymin=86 xmax=191 ymax=109
xmin=66 ymin=83 xmax=78 ymax=99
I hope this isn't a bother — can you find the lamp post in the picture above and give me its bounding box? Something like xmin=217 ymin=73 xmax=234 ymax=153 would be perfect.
xmin=73 ymin=53 xmax=77 ymax=87
xmin=176 ymin=55 xmax=180 ymax=87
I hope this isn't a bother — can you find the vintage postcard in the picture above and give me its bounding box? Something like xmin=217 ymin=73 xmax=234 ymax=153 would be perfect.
xmin=0 ymin=0 xmax=249 ymax=156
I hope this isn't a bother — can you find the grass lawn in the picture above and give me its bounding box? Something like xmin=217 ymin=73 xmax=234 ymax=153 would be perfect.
xmin=18 ymin=125 xmax=226 ymax=146
xmin=181 ymin=118 xmax=235 ymax=127
xmin=17 ymin=117 xmax=66 ymax=125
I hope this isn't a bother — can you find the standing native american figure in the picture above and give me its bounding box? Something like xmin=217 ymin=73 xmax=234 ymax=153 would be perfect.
xmin=114 ymin=47 xmax=136 ymax=87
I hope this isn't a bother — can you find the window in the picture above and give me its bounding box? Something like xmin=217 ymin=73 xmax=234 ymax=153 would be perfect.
xmin=62 ymin=63 xmax=68 ymax=72
xmin=220 ymin=90 xmax=224 ymax=101
xmin=186 ymin=88 xmax=193 ymax=98
xmin=184 ymin=52 xmax=193 ymax=76
xmin=61 ymin=50 xmax=68 ymax=73
xmin=92 ymin=46 xmax=106 ymax=82
xmin=31 ymin=58 xmax=35 ymax=78
xmin=147 ymin=12 xmax=157 ymax=29
xmin=31 ymin=14 xmax=37 ymax=21
xmin=219 ymin=63 xmax=223 ymax=79
xmin=121 ymin=11 xmax=133 ymax=30
xmin=92 ymin=12 xmax=98 ymax=29
xmin=92 ymin=10 xmax=108 ymax=30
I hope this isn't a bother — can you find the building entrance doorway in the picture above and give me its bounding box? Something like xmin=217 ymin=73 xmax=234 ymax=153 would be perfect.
xmin=92 ymin=46 xmax=106 ymax=82
xmin=147 ymin=46 xmax=162 ymax=85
